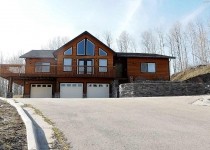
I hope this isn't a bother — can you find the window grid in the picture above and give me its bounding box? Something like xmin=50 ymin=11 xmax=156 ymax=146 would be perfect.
xmin=99 ymin=59 xmax=107 ymax=72
xmin=141 ymin=63 xmax=156 ymax=73
xmin=63 ymin=58 xmax=72 ymax=71
xmin=77 ymin=39 xmax=95 ymax=56
xmin=35 ymin=62 xmax=50 ymax=72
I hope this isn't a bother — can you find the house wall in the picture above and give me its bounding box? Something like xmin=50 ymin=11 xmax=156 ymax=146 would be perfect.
xmin=23 ymin=77 xmax=113 ymax=98
xmin=55 ymin=77 xmax=113 ymax=97
xmin=127 ymin=57 xmax=170 ymax=80
xmin=25 ymin=58 xmax=56 ymax=74
xmin=55 ymin=34 xmax=114 ymax=76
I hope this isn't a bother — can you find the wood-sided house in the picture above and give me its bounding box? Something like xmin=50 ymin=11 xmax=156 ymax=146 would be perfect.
xmin=0 ymin=31 xmax=174 ymax=98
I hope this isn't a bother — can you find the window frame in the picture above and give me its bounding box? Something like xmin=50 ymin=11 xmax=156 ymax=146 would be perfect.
xmin=77 ymin=39 xmax=95 ymax=56
xmin=64 ymin=47 xmax=72 ymax=55
xmin=35 ymin=62 xmax=50 ymax=73
xmin=99 ymin=48 xmax=107 ymax=56
xmin=86 ymin=39 xmax=95 ymax=56
xmin=99 ymin=59 xmax=108 ymax=72
xmin=141 ymin=62 xmax=156 ymax=73
xmin=63 ymin=58 xmax=72 ymax=72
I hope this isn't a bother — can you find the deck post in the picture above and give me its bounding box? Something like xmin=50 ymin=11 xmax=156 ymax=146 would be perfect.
xmin=6 ymin=77 xmax=13 ymax=98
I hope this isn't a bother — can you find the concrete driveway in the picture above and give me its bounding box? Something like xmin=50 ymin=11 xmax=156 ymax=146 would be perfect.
xmin=16 ymin=96 xmax=210 ymax=150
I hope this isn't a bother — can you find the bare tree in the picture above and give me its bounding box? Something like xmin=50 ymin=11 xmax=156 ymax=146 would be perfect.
xmin=141 ymin=30 xmax=157 ymax=53
xmin=117 ymin=31 xmax=134 ymax=52
xmin=195 ymin=21 xmax=209 ymax=64
xmin=103 ymin=31 xmax=113 ymax=48
xmin=0 ymin=52 xmax=7 ymax=97
xmin=155 ymin=27 xmax=165 ymax=54
xmin=167 ymin=22 xmax=189 ymax=72
xmin=42 ymin=36 xmax=70 ymax=50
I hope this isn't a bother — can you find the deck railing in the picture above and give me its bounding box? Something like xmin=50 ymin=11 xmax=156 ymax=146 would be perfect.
xmin=0 ymin=64 xmax=116 ymax=78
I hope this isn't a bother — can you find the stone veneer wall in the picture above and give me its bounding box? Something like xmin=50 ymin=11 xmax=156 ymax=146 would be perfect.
xmin=119 ymin=82 xmax=210 ymax=97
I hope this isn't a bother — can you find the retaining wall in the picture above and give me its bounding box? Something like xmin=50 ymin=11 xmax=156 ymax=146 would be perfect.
xmin=119 ymin=82 xmax=210 ymax=97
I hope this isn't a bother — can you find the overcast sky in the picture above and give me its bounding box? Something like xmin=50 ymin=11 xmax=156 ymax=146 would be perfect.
xmin=0 ymin=0 xmax=209 ymax=56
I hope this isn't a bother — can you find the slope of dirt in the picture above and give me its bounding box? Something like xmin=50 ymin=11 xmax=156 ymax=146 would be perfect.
xmin=171 ymin=65 xmax=210 ymax=82
xmin=0 ymin=100 xmax=27 ymax=150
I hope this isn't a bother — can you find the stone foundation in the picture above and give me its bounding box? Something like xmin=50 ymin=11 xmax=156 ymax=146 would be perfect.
xmin=119 ymin=81 xmax=210 ymax=97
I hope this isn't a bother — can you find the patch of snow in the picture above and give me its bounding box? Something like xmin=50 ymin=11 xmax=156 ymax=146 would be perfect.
xmin=193 ymin=97 xmax=210 ymax=106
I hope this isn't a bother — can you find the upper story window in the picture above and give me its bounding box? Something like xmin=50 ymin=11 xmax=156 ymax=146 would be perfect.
xmin=99 ymin=59 xmax=107 ymax=72
xmin=77 ymin=39 xmax=95 ymax=55
xmin=64 ymin=47 xmax=72 ymax=55
xmin=63 ymin=58 xmax=72 ymax=71
xmin=99 ymin=48 xmax=107 ymax=56
xmin=141 ymin=63 xmax=156 ymax=73
xmin=35 ymin=62 xmax=50 ymax=72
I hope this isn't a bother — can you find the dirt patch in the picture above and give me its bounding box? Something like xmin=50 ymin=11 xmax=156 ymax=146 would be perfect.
xmin=0 ymin=100 xmax=27 ymax=150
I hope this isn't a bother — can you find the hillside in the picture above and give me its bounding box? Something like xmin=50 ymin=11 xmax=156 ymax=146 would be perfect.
xmin=171 ymin=65 xmax=210 ymax=82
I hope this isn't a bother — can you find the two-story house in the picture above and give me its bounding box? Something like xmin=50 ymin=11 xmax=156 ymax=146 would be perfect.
xmin=0 ymin=31 xmax=174 ymax=98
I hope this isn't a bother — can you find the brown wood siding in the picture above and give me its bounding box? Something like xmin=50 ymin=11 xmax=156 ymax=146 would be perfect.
xmin=25 ymin=58 xmax=56 ymax=74
xmin=56 ymin=34 xmax=114 ymax=75
xmin=23 ymin=78 xmax=112 ymax=97
xmin=127 ymin=57 xmax=170 ymax=80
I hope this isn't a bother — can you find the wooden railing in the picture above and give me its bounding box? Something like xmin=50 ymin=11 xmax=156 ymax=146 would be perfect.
xmin=0 ymin=64 xmax=116 ymax=78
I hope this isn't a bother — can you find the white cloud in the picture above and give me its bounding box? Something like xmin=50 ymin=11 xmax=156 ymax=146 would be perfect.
xmin=180 ymin=3 xmax=209 ymax=26
xmin=117 ymin=0 xmax=143 ymax=35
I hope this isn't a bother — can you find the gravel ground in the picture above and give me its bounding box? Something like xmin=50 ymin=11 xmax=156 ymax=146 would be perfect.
xmin=0 ymin=100 xmax=27 ymax=150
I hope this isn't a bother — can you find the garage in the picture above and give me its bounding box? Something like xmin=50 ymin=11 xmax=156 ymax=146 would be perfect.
xmin=87 ymin=83 xmax=109 ymax=98
xmin=60 ymin=83 xmax=83 ymax=98
xmin=30 ymin=84 xmax=52 ymax=98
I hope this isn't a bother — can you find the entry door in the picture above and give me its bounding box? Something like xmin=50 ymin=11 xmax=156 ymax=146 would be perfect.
xmin=78 ymin=59 xmax=93 ymax=74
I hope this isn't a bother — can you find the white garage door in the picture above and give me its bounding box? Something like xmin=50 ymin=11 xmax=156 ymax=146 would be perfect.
xmin=30 ymin=84 xmax=52 ymax=98
xmin=87 ymin=83 xmax=109 ymax=98
xmin=60 ymin=83 xmax=83 ymax=98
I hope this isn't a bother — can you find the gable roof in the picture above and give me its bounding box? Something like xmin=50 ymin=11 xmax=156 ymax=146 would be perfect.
xmin=53 ymin=31 xmax=115 ymax=56
xmin=20 ymin=50 xmax=55 ymax=58
xmin=116 ymin=52 xmax=175 ymax=59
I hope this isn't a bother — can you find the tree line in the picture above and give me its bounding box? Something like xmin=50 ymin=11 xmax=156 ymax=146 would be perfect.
xmin=0 ymin=18 xmax=210 ymax=96
xmin=101 ymin=19 xmax=210 ymax=74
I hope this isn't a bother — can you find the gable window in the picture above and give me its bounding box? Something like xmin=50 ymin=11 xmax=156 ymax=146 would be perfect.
xmin=77 ymin=39 xmax=95 ymax=55
xmin=35 ymin=62 xmax=50 ymax=72
xmin=64 ymin=47 xmax=72 ymax=55
xmin=141 ymin=63 xmax=156 ymax=73
xmin=99 ymin=48 xmax=107 ymax=56
xmin=99 ymin=59 xmax=107 ymax=72
xmin=63 ymin=58 xmax=72 ymax=71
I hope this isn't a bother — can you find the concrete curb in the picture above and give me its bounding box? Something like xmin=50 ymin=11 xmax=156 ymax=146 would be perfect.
xmin=0 ymin=98 xmax=39 ymax=150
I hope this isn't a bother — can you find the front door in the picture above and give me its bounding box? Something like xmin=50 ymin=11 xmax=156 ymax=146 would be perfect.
xmin=78 ymin=59 xmax=93 ymax=74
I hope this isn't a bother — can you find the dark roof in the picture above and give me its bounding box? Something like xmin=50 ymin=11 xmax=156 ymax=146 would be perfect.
xmin=116 ymin=52 xmax=175 ymax=59
xmin=20 ymin=50 xmax=55 ymax=58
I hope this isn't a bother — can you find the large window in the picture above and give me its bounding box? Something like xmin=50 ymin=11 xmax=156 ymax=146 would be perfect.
xmin=77 ymin=39 xmax=95 ymax=55
xmin=99 ymin=48 xmax=107 ymax=56
xmin=35 ymin=62 xmax=50 ymax=72
xmin=63 ymin=58 xmax=72 ymax=71
xmin=77 ymin=59 xmax=94 ymax=74
xmin=64 ymin=47 xmax=72 ymax=55
xmin=99 ymin=59 xmax=107 ymax=72
xmin=141 ymin=63 xmax=156 ymax=73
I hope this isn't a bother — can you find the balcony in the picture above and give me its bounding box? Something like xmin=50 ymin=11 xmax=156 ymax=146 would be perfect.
xmin=0 ymin=64 xmax=116 ymax=79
